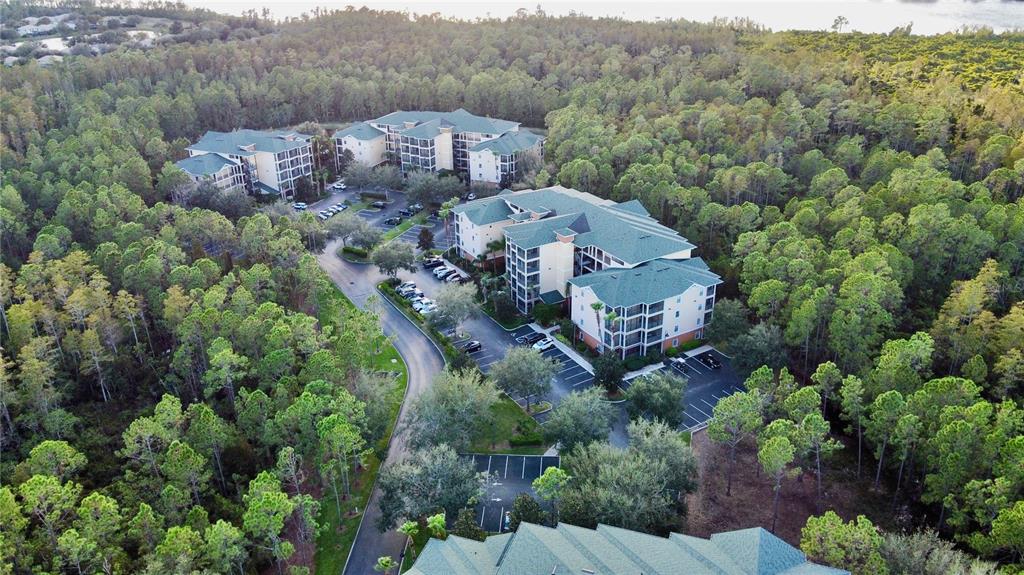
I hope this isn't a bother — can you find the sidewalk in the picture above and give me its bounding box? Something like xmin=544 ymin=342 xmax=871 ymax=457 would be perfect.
xmin=535 ymin=322 xmax=594 ymax=374
xmin=623 ymin=362 xmax=667 ymax=381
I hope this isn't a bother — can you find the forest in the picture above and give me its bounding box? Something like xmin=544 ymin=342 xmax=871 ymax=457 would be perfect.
xmin=1 ymin=4 xmax=1023 ymax=574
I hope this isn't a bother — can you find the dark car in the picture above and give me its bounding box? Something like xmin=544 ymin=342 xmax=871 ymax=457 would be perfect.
xmin=516 ymin=332 xmax=546 ymax=345
xmin=700 ymin=353 xmax=722 ymax=369
xmin=422 ymin=258 xmax=445 ymax=269
xmin=383 ymin=216 xmax=403 ymax=226
xmin=398 ymin=208 xmax=414 ymax=217
xmin=430 ymin=209 xmax=440 ymax=218
xmin=371 ymin=201 xmax=386 ymax=209
xmin=459 ymin=340 xmax=482 ymax=353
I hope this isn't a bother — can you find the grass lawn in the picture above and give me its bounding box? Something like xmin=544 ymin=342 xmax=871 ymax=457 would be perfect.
xmin=313 ymin=283 xmax=409 ymax=573
xmin=469 ymin=396 xmax=548 ymax=455
xmin=382 ymin=212 xmax=427 ymax=243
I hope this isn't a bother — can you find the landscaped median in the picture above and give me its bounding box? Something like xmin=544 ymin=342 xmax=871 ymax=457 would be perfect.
xmin=376 ymin=281 xmax=548 ymax=455
xmin=313 ymin=282 xmax=408 ymax=574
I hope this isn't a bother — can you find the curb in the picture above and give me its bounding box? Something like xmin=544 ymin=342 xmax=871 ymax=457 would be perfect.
xmin=340 ymin=289 xmax=447 ymax=575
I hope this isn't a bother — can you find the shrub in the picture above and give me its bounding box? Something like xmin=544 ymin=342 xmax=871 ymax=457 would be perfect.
xmin=509 ymin=431 xmax=544 ymax=447
xmin=532 ymin=302 xmax=561 ymax=326
xmin=342 ymin=246 xmax=368 ymax=258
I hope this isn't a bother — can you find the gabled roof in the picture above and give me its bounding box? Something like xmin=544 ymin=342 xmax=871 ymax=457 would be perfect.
xmin=401 ymin=118 xmax=446 ymax=139
xmin=469 ymin=129 xmax=543 ymax=155
xmin=371 ymin=108 xmax=519 ymax=136
xmin=452 ymin=195 xmax=514 ymax=226
xmin=569 ymin=257 xmax=722 ymax=307
xmin=456 ymin=186 xmax=694 ymax=263
xmin=408 ymin=522 xmax=848 ymax=575
xmin=188 ymin=129 xmax=310 ymax=156
xmin=175 ymin=154 xmax=237 ymax=177
xmin=332 ymin=122 xmax=386 ymax=141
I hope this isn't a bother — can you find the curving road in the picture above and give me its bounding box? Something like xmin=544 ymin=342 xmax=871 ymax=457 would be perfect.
xmin=316 ymin=236 xmax=446 ymax=575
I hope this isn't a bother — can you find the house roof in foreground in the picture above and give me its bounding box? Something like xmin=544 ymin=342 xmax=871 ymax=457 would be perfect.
xmin=569 ymin=257 xmax=722 ymax=307
xmin=453 ymin=186 xmax=695 ymax=264
xmin=188 ymin=129 xmax=310 ymax=156
xmin=175 ymin=154 xmax=237 ymax=177
xmin=469 ymin=129 xmax=543 ymax=155
xmin=332 ymin=121 xmax=386 ymax=141
xmin=407 ymin=522 xmax=849 ymax=575
xmin=371 ymin=108 xmax=520 ymax=136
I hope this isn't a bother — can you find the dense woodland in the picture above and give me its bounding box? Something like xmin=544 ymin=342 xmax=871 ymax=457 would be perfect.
xmin=1 ymin=4 xmax=1023 ymax=574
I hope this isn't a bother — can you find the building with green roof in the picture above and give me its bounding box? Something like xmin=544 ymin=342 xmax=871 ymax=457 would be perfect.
xmin=174 ymin=153 xmax=243 ymax=191
xmin=450 ymin=186 xmax=719 ymax=357
xmin=331 ymin=109 xmax=543 ymax=185
xmin=184 ymin=129 xmax=312 ymax=198
xmin=406 ymin=522 xmax=849 ymax=575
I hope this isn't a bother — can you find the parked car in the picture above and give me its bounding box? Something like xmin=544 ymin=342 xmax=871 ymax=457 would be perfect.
xmin=398 ymin=281 xmax=416 ymax=290
xmin=383 ymin=216 xmax=403 ymax=226
xmin=430 ymin=209 xmax=440 ymax=218
xmin=420 ymin=305 xmax=438 ymax=315
xmin=398 ymin=208 xmax=414 ymax=217
xmin=291 ymin=202 xmax=308 ymax=210
xmin=459 ymin=340 xmax=482 ymax=353
xmin=404 ymin=289 xmax=425 ymax=300
xmin=422 ymin=256 xmax=444 ymax=268
xmin=700 ymin=353 xmax=722 ymax=369
xmin=467 ymin=193 xmax=477 ymax=201
xmin=413 ymin=298 xmax=435 ymax=312
xmin=444 ymin=272 xmax=464 ymax=283
xmin=318 ymin=211 xmax=330 ymax=221
xmin=409 ymin=203 xmax=424 ymax=212
xmin=371 ymin=201 xmax=386 ymax=209
xmin=331 ymin=203 xmax=346 ymax=211
xmin=433 ymin=266 xmax=454 ymax=278
xmin=438 ymin=269 xmax=460 ymax=281
xmin=532 ymin=338 xmax=555 ymax=351
xmin=517 ymin=332 xmax=546 ymax=345
xmin=330 ymin=180 xmax=346 ymax=190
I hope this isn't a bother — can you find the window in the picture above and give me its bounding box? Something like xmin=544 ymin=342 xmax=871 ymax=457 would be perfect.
xmin=675 ymin=311 xmax=680 ymax=318
xmin=672 ymin=339 xmax=678 ymax=347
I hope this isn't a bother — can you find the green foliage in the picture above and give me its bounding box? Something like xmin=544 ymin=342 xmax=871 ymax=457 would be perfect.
xmin=592 ymin=353 xmax=625 ymax=393
xmin=543 ymin=388 xmax=616 ymax=451
xmin=800 ymin=511 xmax=888 ymax=575
xmin=624 ymin=370 xmax=687 ymax=428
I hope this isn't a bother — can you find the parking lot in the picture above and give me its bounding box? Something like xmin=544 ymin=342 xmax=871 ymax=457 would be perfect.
xmin=623 ymin=348 xmax=742 ymax=431
xmin=466 ymin=454 xmax=561 ymax=532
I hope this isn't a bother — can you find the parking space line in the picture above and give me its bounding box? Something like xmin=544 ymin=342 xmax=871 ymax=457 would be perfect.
xmin=504 ymin=457 xmax=509 ymax=479
xmin=700 ymin=398 xmax=717 ymax=410
xmin=691 ymin=404 xmax=712 ymax=419
xmin=486 ymin=456 xmax=492 ymax=476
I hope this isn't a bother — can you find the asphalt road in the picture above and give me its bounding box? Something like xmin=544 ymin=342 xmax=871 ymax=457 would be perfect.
xmin=312 ymin=190 xmax=447 ymax=575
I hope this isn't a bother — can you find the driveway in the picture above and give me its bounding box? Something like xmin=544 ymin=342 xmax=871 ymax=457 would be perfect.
xmin=315 ymin=236 xmax=447 ymax=575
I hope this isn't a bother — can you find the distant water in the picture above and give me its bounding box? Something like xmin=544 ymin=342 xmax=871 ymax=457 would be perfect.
xmin=183 ymin=0 xmax=1024 ymax=34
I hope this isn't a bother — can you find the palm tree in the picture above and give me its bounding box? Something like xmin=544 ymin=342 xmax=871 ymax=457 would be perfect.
xmin=484 ymin=238 xmax=506 ymax=271
xmin=439 ymin=197 xmax=460 ymax=255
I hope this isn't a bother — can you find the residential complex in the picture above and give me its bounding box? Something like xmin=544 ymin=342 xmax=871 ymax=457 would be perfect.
xmin=176 ymin=129 xmax=313 ymax=198
xmin=451 ymin=186 xmax=721 ymax=357
xmin=332 ymin=108 xmax=543 ymax=186
xmin=407 ymin=521 xmax=848 ymax=575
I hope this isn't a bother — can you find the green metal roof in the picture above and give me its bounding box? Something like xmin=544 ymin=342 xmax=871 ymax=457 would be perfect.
xmin=188 ymin=129 xmax=310 ymax=156
xmin=538 ymin=290 xmax=566 ymax=305
xmin=255 ymin=181 xmax=279 ymax=195
xmin=400 ymin=118 xmax=451 ymax=140
xmin=407 ymin=522 xmax=849 ymax=575
xmin=331 ymin=122 xmax=385 ymax=141
xmin=569 ymin=257 xmax=722 ymax=307
xmin=498 ymin=187 xmax=694 ymax=262
xmin=452 ymin=196 xmax=514 ymax=226
xmin=175 ymin=154 xmax=236 ymax=177
xmin=372 ymin=108 xmax=519 ymax=136
xmin=469 ymin=130 xmax=543 ymax=155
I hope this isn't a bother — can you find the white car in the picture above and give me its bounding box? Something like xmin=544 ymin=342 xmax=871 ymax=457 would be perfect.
xmin=318 ymin=211 xmax=329 ymax=221
xmin=292 ymin=202 xmax=308 ymax=210
xmin=419 ymin=305 xmax=438 ymax=315
xmin=532 ymin=338 xmax=555 ymax=351
xmin=413 ymin=298 xmax=435 ymax=312
xmin=433 ymin=266 xmax=453 ymax=278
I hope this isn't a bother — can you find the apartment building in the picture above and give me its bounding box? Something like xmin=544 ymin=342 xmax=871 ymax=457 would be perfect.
xmin=451 ymin=186 xmax=722 ymax=357
xmin=408 ymin=522 xmax=848 ymax=575
xmin=332 ymin=108 xmax=543 ymax=185
xmin=178 ymin=129 xmax=313 ymax=198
